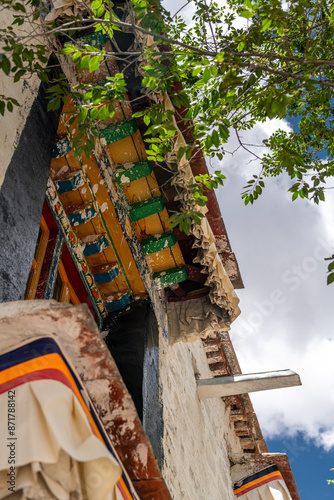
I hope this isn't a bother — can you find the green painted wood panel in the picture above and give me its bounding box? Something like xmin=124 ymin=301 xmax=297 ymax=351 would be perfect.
xmin=129 ymin=196 xmax=165 ymax=222
xmin=75 ymin=31 xmax=109 ymax=48
xmin=115 ymin=160 xmax=153 ymax=185
xmin=99 ymin=118 xmax=138 ymax=145
xmin=153 ymin=266 xmax=188 ymax=289
xmin=141 ymin=231 xmax=177 ymax=255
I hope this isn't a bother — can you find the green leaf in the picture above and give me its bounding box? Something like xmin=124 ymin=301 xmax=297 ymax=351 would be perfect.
xmin=98 ymin=105 xmax=109 ymax=121
xmin=13 ymin=69 xmax=26 ymax=82
xmin=240 ymin=10 xmax=253 ymax=18
xmin=71 ymin=52 xmax=82 ymax=63
xmin=59 ymin=46 xmax=74 ymax=55
xmin=89 ymin=56 xmax=100 ymax=73
xmin=238 ymin=41 xmax=245 ymax=52
xmin=78 ymin=108 xmax=88 ymax=121
xmin=203 ymin=67 xmax=211 ymax=83
xmin=327 ymin=273 xmax=334 ymax=285
xmin=12 ymin=53 xmax=23 ymax=68
xmin=219 ymin=124 xmax=229 ymax=141
xmin=328 ymin=262 xmax=334 ymax=272
xmin=142 ymin=12 xmax=164 ymax=33
xmin=90 ymin=108 xmax=99 ymax=120
xmin=77 ymin=55 xmax=90 ymax=71
xmin=14 ymin=3 xmax=26 ymax=12
xmin=212 ymin=129 xmax=220 ymax=148
xmin=210 ymin=65 xmax=218 ymax=77
xmin=261 ymin=18 xmax=272 ymax=31
xmin=0 ymin=55 xmax=11 ymax=75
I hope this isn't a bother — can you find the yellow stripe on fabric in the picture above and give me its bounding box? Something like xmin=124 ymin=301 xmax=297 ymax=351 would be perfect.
xmin=234 ymin=471 xmax=283 ymax=495
xmin=0 ymin=353 xmax=102 ymax=442
xmin=118 ymin=477 xmax=135 ymax=500
xmin=0 ymin=351 xmax=136 ymax=499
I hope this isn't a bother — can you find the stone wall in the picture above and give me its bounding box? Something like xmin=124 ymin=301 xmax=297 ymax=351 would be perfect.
xmin=160 ymin=336 xmax=242 ymax=500
xmin=0 ymin=25 xmax=62 ymax=302
xmin=0 ymin=9 xmax=44 ymax=189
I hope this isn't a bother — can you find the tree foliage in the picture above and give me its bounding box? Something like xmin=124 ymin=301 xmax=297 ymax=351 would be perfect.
xmin=1 ymin=0 xmax=334 ymax=271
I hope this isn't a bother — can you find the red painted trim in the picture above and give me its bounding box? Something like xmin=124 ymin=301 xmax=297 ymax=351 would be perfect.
xmin=35 ymin=201 xmax=96 ymax=319
xmin=61 ymin=243 xmax=96 ymax=319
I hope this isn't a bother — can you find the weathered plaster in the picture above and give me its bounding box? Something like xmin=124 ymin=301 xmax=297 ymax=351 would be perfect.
xmin=0 ymin=10 xmax=44 ymax=189
xmin=0 ymin=77 xmax=60 ymax=302
xmin=159 ymin=336 xmax=242 ymax=500
xmin=0 ymin=300 xmax=172 ymax=499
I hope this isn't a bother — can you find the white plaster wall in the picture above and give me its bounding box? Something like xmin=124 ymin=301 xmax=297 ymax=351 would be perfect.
xmin=160 ymin=336 xmax=242 ymax=500
xmin=0 ymin=10 xmax=44 ymax=189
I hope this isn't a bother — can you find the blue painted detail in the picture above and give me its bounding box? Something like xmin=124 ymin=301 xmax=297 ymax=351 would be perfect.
xmin=94 ymin=265 xmax=119 ymax=285
xmin=43 ymin=233 xmax=64 ymax=300
xmin=67 ymin=204 xmax=97 ymax=226
xmin=52 ymin=138 xmax=72 ymax=158
xmin=55 ymin=171 xmax=85 ymax=195
xmin=83 ymin=235 xmax=109 ymax=257
xmin=46 ymin=194 xmax=104 ymax=329
xmin=106 ymin=293 xmax=131 ymax=312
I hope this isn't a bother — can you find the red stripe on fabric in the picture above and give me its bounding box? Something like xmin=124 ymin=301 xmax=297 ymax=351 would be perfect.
xmin=0 ymin=368 xmax=98 ymax=436
xmin=236 ymin=474 xmax=283 ymax=497
xmin=0 ymin=368 xmax=74 ymax=395
xmin=0 ymin=356 xmax=137 ymax=499
xmin=117 ymin=481 xmax=130 ymax=500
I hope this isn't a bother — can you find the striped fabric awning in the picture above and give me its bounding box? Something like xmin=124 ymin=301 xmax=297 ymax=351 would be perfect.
xmin=0 ymin=336 xmax=140 ymax=500
xmin=234 ymin=464 xmax=292 ymax=499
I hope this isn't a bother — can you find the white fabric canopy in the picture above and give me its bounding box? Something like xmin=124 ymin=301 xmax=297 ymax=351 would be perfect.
xmin=234 ymin=465 xmax=293 ymax=500
xmin=0 ymin=380 xmax=122 ymax=500
xmin=236 ymin=480 xmax=292 ymax=500
xmin=0 ymin=336 xmax=140 ymax=500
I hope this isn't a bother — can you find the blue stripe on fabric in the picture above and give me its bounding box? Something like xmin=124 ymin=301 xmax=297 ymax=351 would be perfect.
xmin=234 ymin=464 xmax=280 ymax=490
xmin=0 ymin=337 xmax=140 ymax=499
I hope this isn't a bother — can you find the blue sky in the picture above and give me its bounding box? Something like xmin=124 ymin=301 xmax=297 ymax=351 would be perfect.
xmin=215 ymin=117 xmax=334 ymax=500
xmin=161 ymin=0 xmax=334 ymax=494
xmin=260 ymin=114 xmax=334 ymax=500
xmin=267 ymin=435 xmax=334 ymax=499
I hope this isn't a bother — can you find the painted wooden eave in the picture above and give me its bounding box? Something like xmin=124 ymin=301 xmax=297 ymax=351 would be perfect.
xmin=201 ymin=331 xmax=269 ymax=455
xmin=49 ymin=28 xmax=189 ymax=321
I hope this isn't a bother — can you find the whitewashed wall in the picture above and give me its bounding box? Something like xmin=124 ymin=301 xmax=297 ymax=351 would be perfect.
xmin=160 ymin=336 xmax=242 ymax=500
xmin=0 ymin=11 xmax=42 ymax=189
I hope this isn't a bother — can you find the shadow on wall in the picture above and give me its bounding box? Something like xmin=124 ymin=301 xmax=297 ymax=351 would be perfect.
xmin=0 ymin=54 xmax=62 ymax=303
xmin=103 ymin=299 xmax=163 ymax=467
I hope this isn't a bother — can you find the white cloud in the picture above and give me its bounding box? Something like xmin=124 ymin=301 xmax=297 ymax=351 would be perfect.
xmin=215 ymin=118 xmax=334 ymax=450
xmin=162 ymin=0 xmax=334 ymax=454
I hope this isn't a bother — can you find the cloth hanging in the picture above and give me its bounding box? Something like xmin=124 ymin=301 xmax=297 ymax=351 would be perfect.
xmin=45 ymin=0 xmax=92 ymax=21
xmin=167 ymin=295 xmax=232 ymax=345
xmin=0 ymin=336 xmax=140 ymax=500
xmin=234 ymin=464 xmax=293 ymax=500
